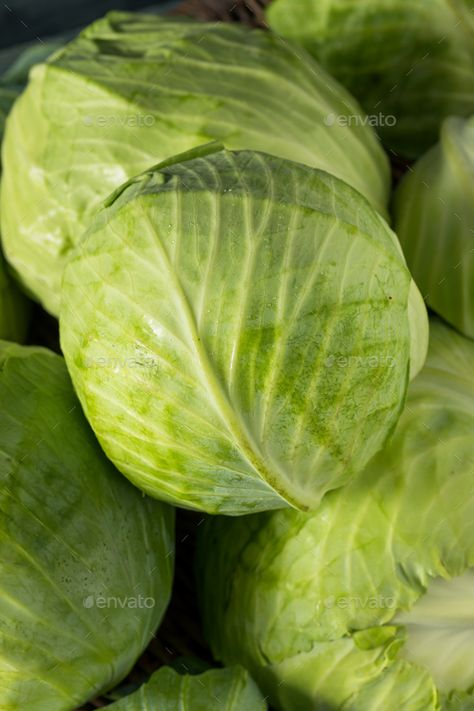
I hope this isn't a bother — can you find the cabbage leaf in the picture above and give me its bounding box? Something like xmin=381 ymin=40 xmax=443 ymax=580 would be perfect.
xmin=60 ymin=145 xmax=427 ymax=514
xmin=394 ymin=116 xmax=474 ymax=339
xmin=0 ymin=341 xmax=174 ymax=709
xmin=107 ymin=665 xmax=266 ymax=710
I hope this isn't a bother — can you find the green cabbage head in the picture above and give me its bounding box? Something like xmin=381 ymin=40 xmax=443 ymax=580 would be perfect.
xmin=266 ymin=0 xmax=474 ymax=158
xmin=0 ymin=11 xmax=390 ymax=316
xmin=107 ymin=665 xmax=266 ymax=710
xmin=60 ymin=144 xmax=428 ymax=515
xmin=394 ymin=116 xmax=474 ymax=339
xmin=197 ymin=318 xmax=474 ymax=710
xmin=0 ymin=341 xmax=174 ymax=710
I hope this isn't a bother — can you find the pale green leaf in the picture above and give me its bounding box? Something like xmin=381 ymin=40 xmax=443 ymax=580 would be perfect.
xmin=394 ymin=116 xmax=474 ymax=338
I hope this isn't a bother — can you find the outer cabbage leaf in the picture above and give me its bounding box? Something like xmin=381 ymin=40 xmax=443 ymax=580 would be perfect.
xmin=0 ymin=89 xmax=30 ymax=342
xmin=107 ymin=665 xmax=266 ymax=710
xmin=197 ymin=319 xmax=474 ymax=709
xmin=395 ymin=571 xmax=474 ymax=693
xmin=258 ymin=632 xmax=438 ymax=711
xmin=266 ymin=0 xmax=474 ymax=158
xmin=394 ymin=116 xmax=474 ymax=339
xmin=60 ymin=145 xmax=427 ymax=515
xmin=0 ymin=11 xmax=390 ymax=315
xmin=0 ymin=341 xmax=174 ymax=710
xmin=0 ymin=40 xmax=63 ymax=341
xmin=0 ymin=39 xmax=64 ymax=142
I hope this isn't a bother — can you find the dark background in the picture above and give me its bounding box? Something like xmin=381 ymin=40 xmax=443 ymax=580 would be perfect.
xmin=0 ymin=0 xmax=180 ymax=49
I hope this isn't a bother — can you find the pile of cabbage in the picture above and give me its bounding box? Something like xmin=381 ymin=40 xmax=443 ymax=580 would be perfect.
xmin=0 ymin=2 xmax=472 ymax=709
